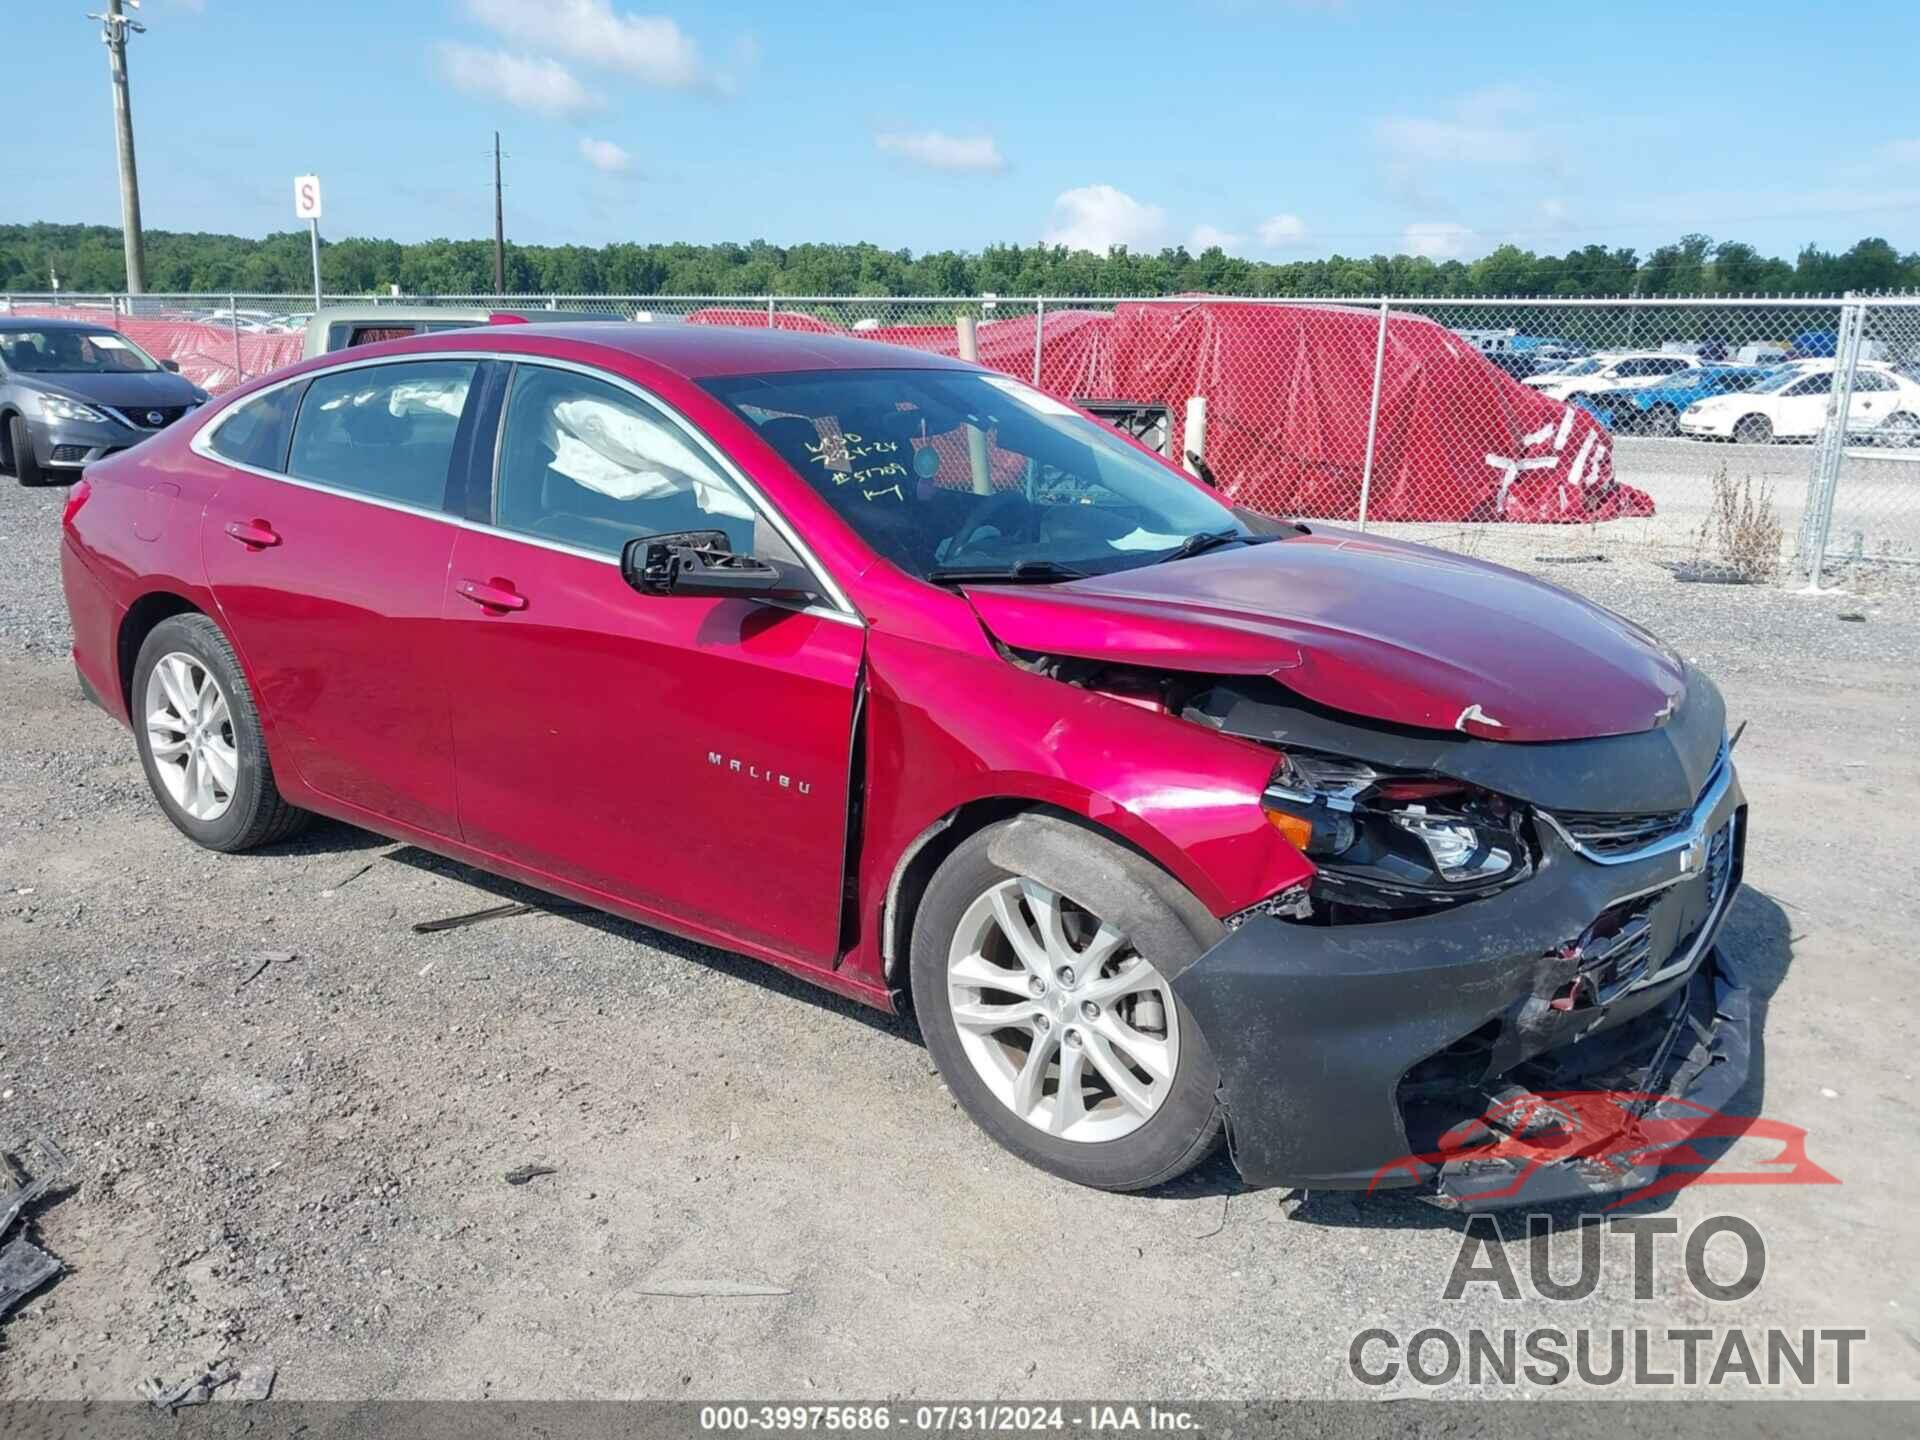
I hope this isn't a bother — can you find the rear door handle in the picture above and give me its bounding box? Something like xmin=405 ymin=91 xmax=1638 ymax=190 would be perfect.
xmin=455 ymin=578 xmax=529 ymax=612
xmin=224 ymin=519 xmax=280 ymax=549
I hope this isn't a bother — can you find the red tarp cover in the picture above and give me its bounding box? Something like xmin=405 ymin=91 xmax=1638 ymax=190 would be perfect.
xmin=693 ymin=300 xmax=1648 ymax=524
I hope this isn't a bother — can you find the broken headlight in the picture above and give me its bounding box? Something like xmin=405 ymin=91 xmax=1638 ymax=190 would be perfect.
xmin=1261 ymin=749 xmax=1530 ymax=910
xmin=1391 ymin=806 xmax=1515 ymax=883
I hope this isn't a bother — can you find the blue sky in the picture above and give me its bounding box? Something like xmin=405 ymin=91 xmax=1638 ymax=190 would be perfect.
xmin=8 ymin=0 xmax=1918 ymax=261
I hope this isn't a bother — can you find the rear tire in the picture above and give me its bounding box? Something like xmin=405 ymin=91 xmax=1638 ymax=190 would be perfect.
xmin=132 ymin=613 xmax=311 ymax=852
xmin=910 ymin=821 xmax=1224 ymax=1191
xmin=1877 ymin=411 xmax=1920 ymax=448
xmin=1733 ymin=414 xmax=1773 ymax=446
xmin=1644 ymin=405 xmax=1679 ymax=437
xmin=7 ymin=414 xmax=45 ymax=486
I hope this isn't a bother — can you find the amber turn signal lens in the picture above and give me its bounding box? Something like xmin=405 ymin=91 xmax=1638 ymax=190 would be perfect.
xmin=1264 ymin=807 xmax=1314 ymax=852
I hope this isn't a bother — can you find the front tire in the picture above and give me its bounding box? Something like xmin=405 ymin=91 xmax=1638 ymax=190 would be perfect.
xmin=910 ymin=823 xmax=1224 ymax=1191
xmin=1733 ymin=414 xmax=1773 ymax=446
xmin=7 ymin=414 xmax=46 ymax=486
xmin=1643 ymin=405 xmax=1679 ymax=437
xmin=132 ymin=614 xmax=311 ymax=852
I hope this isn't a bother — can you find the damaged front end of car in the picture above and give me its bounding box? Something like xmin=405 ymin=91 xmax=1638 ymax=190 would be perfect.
xmin=1003 ymin=641 xmax=1749 ymax=1210
xmin=1174 ymin=668 xmax=1748 ymax=1209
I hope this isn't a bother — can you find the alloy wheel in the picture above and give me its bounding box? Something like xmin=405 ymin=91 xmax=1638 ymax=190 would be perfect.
xmin=945 ymin=877 xmax=1180 ymax=1143
xmin=144 ymin=651 xmax=238 ymax=821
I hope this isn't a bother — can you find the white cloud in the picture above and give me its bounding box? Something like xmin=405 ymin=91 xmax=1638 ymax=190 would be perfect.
xmin=435 ymin=43 xmax=598 ymax=116
xmin=1188 ymin=224 xmax=1243 ymax=253
xmin=1256 ymin=213 xmax=1309 ymax=248
xmin=1402 ymin=222 xmax=1475 ymax=259
xmin=874 ymin=130 xmax=1006 ymax=175
xmin=579 ymin=137 xmax=633 ymax=174
xmin=464 ymin=0 xmax=712 ymax=90
xmin=1375 ymin=85 xmax=1549 ymax=168
xmin=1043 ymin=185 xmax=1168 ymax=255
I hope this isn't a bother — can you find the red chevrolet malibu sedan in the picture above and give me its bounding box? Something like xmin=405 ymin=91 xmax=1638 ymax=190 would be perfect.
xmin=59 ymin=325 xmax=1748 ymax=1205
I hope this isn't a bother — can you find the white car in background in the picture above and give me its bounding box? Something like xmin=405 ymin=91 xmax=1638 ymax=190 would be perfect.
xmin=1523 ymin=351 xmax=1701 ymax=403
xmin=1677 ymin=361 xmax=1920 ymax=445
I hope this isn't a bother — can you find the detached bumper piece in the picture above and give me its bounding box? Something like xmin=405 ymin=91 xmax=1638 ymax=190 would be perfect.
xmin=1173 ymin=767 xmax=1747 ymax=1207
xmin=1423 ymin=948 xmax=1750 ymax=1210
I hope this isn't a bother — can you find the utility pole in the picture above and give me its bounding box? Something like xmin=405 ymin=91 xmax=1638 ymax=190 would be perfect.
xmin=93 ymin=0 xmax=149 ymax=294
xmin=492 ymin=131 xmax=506 ymax=295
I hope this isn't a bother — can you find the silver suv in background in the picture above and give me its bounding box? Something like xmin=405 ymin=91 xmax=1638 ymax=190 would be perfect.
xmin=0 ymin=319 xmax=210 ymax=486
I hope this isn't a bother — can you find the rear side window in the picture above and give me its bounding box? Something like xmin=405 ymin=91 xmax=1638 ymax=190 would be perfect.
xmin=492 ymin=365 xmax=757 ymax=556
xmin=207 ymin=384 xmax=303 ymax=471
xmin=328 ymin=324 xmax=423 ymax=351
xmin=287 ymin=360 xmax=478 ymax=510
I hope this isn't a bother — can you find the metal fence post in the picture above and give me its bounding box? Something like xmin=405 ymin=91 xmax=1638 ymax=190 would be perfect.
xmin=1802 ymin=297 xmax=1866 ymax=589
xmin=1355 ymin=300 xmax=1390 ymax=531
xmin=230 ymin=292 xmax=244 ymax=385
xmin=767 ymin=295 xmax=776 ymax=329
xmin=1032 ymin=297 xmax=1045 ymax=387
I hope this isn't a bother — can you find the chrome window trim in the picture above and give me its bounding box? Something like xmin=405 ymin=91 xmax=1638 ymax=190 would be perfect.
xmin=1538 ymin=743 xmax=1732 ymax=867
xmin=188 ymin=348 xmax=863 ymax=628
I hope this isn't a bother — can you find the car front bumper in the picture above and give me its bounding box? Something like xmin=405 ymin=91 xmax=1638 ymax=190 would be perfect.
xmin=21 ymin=410 xmax=158 ymax=469
xmin=1172 ymin=762 xmax=1748 ymax=1209
xmin=1677 ymin=414 xmax=1735 ymax=438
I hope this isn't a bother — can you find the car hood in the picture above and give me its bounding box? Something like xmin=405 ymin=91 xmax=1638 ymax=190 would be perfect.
xmin=962 ymin=531 xmax=1687 ymax=743
xmin=27 ymin=371 xmax=201 ymax=409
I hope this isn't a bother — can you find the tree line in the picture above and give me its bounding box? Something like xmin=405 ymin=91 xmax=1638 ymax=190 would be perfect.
xmin=2 ymin=222 xmax=1915 ymax=298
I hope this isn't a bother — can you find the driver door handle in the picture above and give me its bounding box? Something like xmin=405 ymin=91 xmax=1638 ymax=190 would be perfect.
xmin=455 ymin=578 xmax=529 ymax=612
xmin=224 ymin=519 xmax=280 ymax=548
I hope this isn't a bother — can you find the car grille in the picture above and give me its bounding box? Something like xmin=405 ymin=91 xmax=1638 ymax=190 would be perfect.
xmin=101 ymin=404 xmax=190 ymax=430
xmin=1571 ymin=898 xmax=1658 ymax=1002
xmin=1554 ymin=809 xmax=1692 ymax=856
xmin=1572 ymin=817 xmax=1736 ymax=1004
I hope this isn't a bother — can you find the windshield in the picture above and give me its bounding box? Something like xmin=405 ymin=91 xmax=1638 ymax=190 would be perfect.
xmin=1553 ymin=358 xmax=1605 ymax=377
xmin=0 ymin=327 xmax=162 ymax=374
xmin=700 ymin=367 xmax=1248 ymax=580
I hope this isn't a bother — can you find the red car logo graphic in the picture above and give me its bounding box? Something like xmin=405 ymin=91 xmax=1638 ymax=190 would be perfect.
xmin=1370 ymin=1091 xmax=1839 ymax=1207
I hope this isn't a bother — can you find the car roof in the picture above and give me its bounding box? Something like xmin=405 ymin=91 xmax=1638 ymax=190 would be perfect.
xmin=377 ymin=321 xmax=978 ymax=380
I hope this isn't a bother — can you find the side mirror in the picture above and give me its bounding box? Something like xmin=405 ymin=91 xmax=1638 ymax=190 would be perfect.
xmin=160 ymin=359 xmax=181 ymax=373
xmin=621 ymin=530 xmax=818 ymax=603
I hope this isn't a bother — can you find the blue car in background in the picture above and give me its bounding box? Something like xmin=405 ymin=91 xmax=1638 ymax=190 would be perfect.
xmin=1582 ymin=364 xmax=1780 ymax=436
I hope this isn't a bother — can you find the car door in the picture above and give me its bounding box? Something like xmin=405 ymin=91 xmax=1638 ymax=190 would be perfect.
xmin=1847 ymin=370 xmax=1893 ymax=433
xmin=1777 ymin=371 xmax=1833 ymax=436
xmin=440 ymin=360 xmax=864 ymax=967
xmin=199 ymin=356 xmax=485 ymax=837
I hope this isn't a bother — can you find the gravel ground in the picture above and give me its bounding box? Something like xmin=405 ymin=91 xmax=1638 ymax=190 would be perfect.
xmin=2 ymin=472 xmax=1918 ymax=1403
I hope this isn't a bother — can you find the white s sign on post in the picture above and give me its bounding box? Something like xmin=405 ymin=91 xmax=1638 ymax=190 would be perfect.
xmin=294 ymin=175 xmax=323 ymax=313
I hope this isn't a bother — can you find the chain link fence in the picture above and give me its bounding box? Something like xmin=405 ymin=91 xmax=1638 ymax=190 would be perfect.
xmin=6 ymin=289 xmax=1917 ymax=586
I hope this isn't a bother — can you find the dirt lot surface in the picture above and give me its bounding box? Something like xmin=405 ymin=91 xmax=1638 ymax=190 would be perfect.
xmin=2 ymin=472 xmax=1919 ymax=1402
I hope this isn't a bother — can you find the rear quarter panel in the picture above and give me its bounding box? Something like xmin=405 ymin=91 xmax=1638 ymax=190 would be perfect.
xmin=63 ymin=433 xmax=232 ymax=722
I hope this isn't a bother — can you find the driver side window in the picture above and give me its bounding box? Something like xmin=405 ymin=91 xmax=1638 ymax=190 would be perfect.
xmin=493 ymin=365 xmax=757 ymax=557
